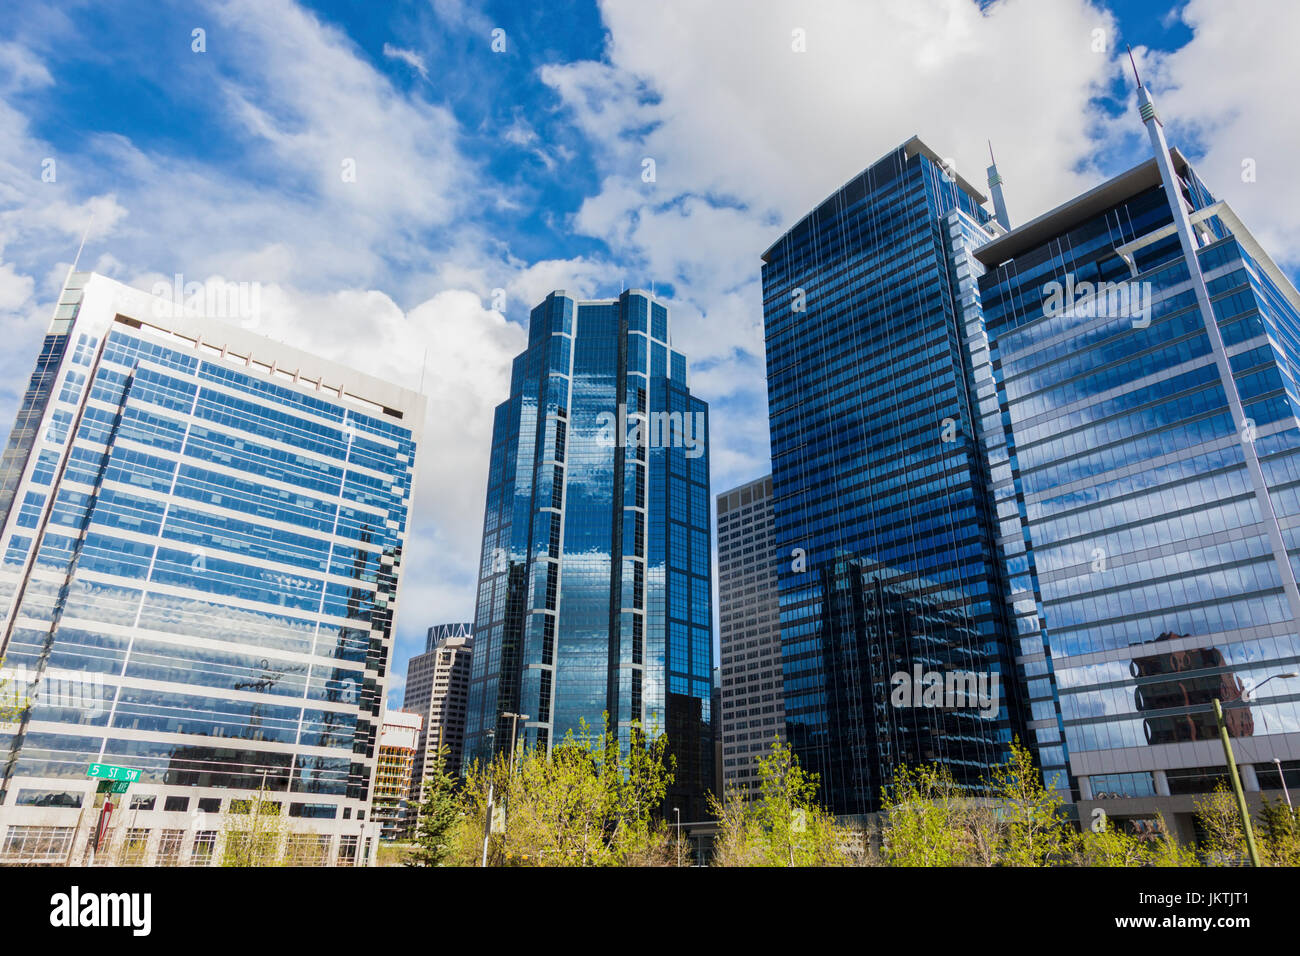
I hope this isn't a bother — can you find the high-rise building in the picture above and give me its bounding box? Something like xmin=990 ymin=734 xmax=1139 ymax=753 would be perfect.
xmin=403 ymin=622 xmax=473 ymax=791
xmin=372 ymin=708 xmax=422 ymax=841
xmin=0 ymin=272 xmax=423 ymax=866
xmin=968 ymin=78 xmax=1300 ymax=839
xmin=466 ymin=290 xmax=714 ymax=817
xmin=716 ymin=475 xmax=784 ymax=794
xmin=761 ymin=138 xmax=1019 ymax=814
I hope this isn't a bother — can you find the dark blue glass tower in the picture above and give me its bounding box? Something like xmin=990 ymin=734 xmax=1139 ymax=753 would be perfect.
xmin=466 ymin=290 xmax=714 ymax=816
xmin=761 ymin=138 xmax=1020 ymax=814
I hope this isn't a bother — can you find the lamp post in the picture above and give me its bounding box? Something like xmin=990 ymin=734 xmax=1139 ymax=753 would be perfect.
xmin=1214 ymin=671 xmax=1297 ymax=867
xmin=498 ymin=713 xmax=529 ymax=862
xmin=674 ymin=807 xmax=682 ymax=868
xmin=502 ymin=712 xmax=530 ymax=769
xmin=1273 ymin=758 xmax=1293 ymax=810
xmin=479 ymin=728 xmax=495 ymax=867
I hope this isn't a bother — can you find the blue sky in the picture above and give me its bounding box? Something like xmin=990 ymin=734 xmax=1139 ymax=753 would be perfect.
xmin=2 ymin=0 xmax=1298 ymax=706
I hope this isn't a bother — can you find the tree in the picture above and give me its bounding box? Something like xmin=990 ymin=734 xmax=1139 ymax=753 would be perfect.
xmin=707 ymin=784 xmax=765 ymax=867
xmin=986 ymin=738 xmax=1072 ymax=866
xmin=880 ymin=762 xmax=990 ymax=866
xmin=1256 ymin=796 xmax=1300 ymax=866
xmin=1072 ymin=817 xmax=1153 ymax=867
xmin=468 ymin=714 xmax=678 ymax=867
xmin=1071 ymin=814 xmax=1198 ymax=867
xmin=407 ymin=745 xmax=465 ymax=867
xmin=0 ymin=657 xmax=27 ymax=723
xmin=1194 ymin=782 xmax=1247 ymax=866
xmin=220 ymin=783 xmax=287 ymax=866
xmin=710 ymin=738 xmax=852 ymax=866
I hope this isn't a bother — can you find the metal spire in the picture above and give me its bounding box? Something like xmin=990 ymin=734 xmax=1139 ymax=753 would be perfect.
xmin=1127 ymin=44 xmax=1142 ymax=89
xmin=985 ymin=140 xmax=1010 ymax=231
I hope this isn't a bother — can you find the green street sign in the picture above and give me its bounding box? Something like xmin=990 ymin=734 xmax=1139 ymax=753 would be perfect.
xmin=86 ymin=763 xmax=141 ymax=783
xmin=96 ymin=779 xmax=131 ymax=795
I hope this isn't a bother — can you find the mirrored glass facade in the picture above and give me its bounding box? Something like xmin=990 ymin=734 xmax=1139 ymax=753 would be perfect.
xmin=0 ymin=272 xmax=423 ymax=861
xmin=466 ymin=290 xmax=714 ymax=816
xmin=761 ymin=139 xmax=1020 ymax=814
xmin=975 ymin=150 xmax=1300 ymax=821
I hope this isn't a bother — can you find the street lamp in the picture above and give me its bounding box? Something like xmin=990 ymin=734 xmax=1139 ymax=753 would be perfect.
xmin=1214 ymin=671 xmax=1298 ymax=867
xmin=502 ymin=712 xmax=530 ymax=768
xmin=1273 ymin=758 xmax=1293 ymax=810
xmin=674 ymin=807 xmax=682 ymax=867
xmin=479 ymin=728 xmax=495 ymax=867
xmin=485 ymin=713 xmax=528 ymax=865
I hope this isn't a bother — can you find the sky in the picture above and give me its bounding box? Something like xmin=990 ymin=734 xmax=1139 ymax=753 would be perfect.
xmin=2 ymin=0 xmax=1299 ymax=707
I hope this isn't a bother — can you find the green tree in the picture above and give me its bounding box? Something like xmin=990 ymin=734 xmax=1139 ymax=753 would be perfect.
xmin=710 ymin=739 xmax=851 ymax=867
xmin=880 ymin=762 xmax=990 ymax=866
xmin=1256 ymin=796 xmax=1300 ymax=866
xmin=1072 ymin=817 xmax=1151 ymax=867
xmin=0 ymin=657 xmax=27 ymax=723
xmin=1194 ymin=782 xmax=1247 ymax=866
xmin=707 ymin=784 xmax=765 ymax=867
xmin=220 ymin=783 xmax=287 ymax=866
xmin=470 ymin=715 xmax=677 ymax=867
xmin=1072 ymin=813 xmax=1198 ymax=867
xmin=407 ymin=745 xmax=466 ymax=867
xmin=986 ymin=738 xmax=1072 ymax=866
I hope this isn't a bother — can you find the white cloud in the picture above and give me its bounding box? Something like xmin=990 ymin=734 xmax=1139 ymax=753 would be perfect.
xmin=1145 ymin=0 xmax=1300 ymax=267
xmin=543 ymin=0 xmax=1125 ymax=492
xmin=383 ymin=42 xmax=429 ymax=79
xmin=0 ymin=0 xmax=524 ymax=664
xmin=0 ymin=259 xmax=34 ymax=311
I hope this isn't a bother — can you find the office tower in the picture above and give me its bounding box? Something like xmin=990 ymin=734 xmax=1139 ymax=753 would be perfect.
xmin=761 ymin=137 xmax=1019 ymax=815
xmin=716 ymin=476 xmax=785 ymax=794
xmin=403 ymin=622 xmax=473 ymax=792
xmin=372 ymin=709 xmax=422 ymax=841
xmin=970 ymin=79 xmax=1300 ymax=839
xmin=0 ymin=272 xmax=423 ymax=866
xmin=466 ymin=290 xmax=714 ymax=817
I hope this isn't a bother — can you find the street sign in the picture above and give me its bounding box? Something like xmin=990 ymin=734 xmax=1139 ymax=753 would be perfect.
xmin=96 ymin=779 xmax=131 ymax=795
xmin=86 ymin=763 xmax=141 ymax=783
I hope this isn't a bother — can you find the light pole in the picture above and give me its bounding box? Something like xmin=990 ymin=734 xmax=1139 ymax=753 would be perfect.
xmin=1214 ymin=671 xmax=1297 ymax=867
xmin=674 ymin=807 xmax=681 ymax=867
xmin=498 ymin=713 xmax=529 ymax=862
xmin=1274 ymin=758 xmax=1293 ymax=810
xmin=479 ymin=729 xmax=495 ymax=867
xmin=502 ymin=712 xmax=530 ymax=769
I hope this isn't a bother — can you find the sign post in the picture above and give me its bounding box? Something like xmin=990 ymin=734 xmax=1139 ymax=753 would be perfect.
xmin=85 ymin=764 xmax=141 ymax=864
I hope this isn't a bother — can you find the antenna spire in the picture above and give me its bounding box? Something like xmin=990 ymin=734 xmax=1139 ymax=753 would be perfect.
xmin=71 ymin=213 xmax=95 ymax=272
xmin=1127 ymin=44 xmax=1143 ymax=89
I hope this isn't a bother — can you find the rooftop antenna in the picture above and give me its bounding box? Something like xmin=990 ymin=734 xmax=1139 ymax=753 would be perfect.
xmin=985 ymin=140 xmax=1011 ymax=232
xmin=1126 ymin=44 xmax=1142 ymax=89
xmin=70 ymin=213 xmax=95 ymax=273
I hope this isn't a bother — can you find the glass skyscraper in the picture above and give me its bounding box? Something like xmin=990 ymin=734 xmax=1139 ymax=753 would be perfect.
xmin=0 ymin=272 xmax=423 ymax=865
xmin=466 ymin=289 xmax=714 ymax=817
xmin=972 ymin=87 xmax=1300 ymax=838
xmin=761 ymin=138 xmax=1020 ymax=815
